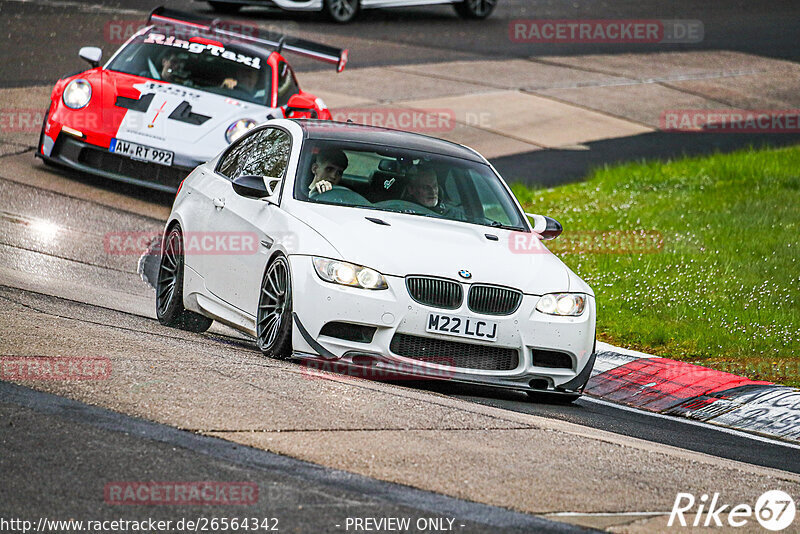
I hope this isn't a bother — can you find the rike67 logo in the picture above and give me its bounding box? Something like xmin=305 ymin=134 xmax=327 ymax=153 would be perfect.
xmin=669 ymin=490 xmax=795 ymax=530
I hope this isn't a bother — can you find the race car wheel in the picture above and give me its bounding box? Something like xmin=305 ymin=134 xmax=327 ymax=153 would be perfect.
xmin=324 ymin=0 xmax=360 ymax=23
xmin=453 ymin=0 xmax=497 ymax=19
xmin=208 ymin=1 xmax=241 ymax=13
xmin=156 ymin=225 xmax=213 ymax=333
xmin=256 ymin=255 xmax=293 ymax=359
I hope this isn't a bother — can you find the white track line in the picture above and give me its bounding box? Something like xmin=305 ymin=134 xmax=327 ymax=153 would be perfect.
xmin=583 ymin=396 xmax=800 ymax=451
xmin=546 ymin=511 xmax=669 ymax=517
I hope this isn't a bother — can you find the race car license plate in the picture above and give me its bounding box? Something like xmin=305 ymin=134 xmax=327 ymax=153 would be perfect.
xmin=110 ymin=139 xmax=173 ymax=167
xmin=426 ymin=313 xmax=498 ymax=342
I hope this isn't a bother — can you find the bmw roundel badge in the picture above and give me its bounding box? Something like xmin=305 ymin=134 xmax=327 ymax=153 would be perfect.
xmin=458 ymin=269 xmax=472 ymax=279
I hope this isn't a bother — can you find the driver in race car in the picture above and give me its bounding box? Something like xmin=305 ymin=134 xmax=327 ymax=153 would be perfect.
xmin=405 ymin=164 xmax=467 ymax=221
xmin=161 ymin=53 xmax=189 ymax=83
xmin=308 ymin=148 xmax=349 ymax=197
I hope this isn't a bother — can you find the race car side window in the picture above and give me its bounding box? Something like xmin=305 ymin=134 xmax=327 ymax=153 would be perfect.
xmin=276 ymin=61 xmax=300 ymax=108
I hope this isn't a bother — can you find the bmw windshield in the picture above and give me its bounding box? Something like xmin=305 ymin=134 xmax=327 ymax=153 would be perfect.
xmin=106 ymin=31 xmax=270 ymax=106
xmin=295 ymin=140 xmax=529 ymax=232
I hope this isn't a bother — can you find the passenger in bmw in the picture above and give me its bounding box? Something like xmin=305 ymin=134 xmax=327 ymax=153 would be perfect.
xmin=308 ymin=148 xmax=349 ymax=197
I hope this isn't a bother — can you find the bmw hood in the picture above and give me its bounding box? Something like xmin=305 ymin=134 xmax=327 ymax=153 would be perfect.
xmin=289 ymin=203 xmax=580 ymax=296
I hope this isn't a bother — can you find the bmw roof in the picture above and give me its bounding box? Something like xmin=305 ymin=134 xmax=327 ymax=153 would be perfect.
xmin=294 ymin=119 xmax=486 ymax=163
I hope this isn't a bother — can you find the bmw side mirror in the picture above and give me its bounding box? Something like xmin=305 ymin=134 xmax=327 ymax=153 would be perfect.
xmin=526 ymin=213 xmax=563 ymax=240
xmin=232 ymin=175 xmax=270 ymax=199
xmin=79 ymin=46 xmax=102 ymax=68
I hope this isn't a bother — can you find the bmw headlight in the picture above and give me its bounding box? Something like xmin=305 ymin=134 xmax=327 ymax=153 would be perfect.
xmin=536 ymin=293 xmax=586 ymax=316
xmin=62 ymin=79 xmax=92 ymax=109
xmin=313 ymin=258 xmax=388 ymax=290
xmin=225 ymin=119 xmax=256 ymax=143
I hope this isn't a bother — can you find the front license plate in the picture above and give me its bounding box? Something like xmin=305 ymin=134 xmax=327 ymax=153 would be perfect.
xmin=426 ymin=313 xmax=498 ymax=342
xmin=109 ymin=139 xmax=173 ymax=167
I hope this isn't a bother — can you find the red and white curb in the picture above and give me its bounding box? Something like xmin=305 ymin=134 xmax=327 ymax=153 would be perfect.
xmin=588 ymin=342 xmax=800 ymax=444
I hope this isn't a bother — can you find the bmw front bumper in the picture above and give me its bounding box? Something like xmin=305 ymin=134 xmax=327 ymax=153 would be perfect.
xmin=288 ymin=255 xmax=596 ymax=395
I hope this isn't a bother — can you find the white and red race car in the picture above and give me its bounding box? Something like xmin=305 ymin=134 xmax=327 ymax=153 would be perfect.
xmin=37 ymin=7 xmax=347 ymax=192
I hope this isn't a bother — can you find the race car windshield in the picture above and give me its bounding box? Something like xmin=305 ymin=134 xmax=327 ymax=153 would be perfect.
xmin=106 ymin=35 xmax=270 ymax=106
xmin=297 ymin=141 xmax=528 ymax=231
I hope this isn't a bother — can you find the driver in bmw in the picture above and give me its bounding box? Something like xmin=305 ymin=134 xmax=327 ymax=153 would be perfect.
xmin=405 ymin=164 xmax=467 ymax=221
xmin=308 ymin=149 xmax=348 ymax=197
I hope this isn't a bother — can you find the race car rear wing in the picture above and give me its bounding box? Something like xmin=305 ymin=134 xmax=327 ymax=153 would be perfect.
xmin=147 ymin=6 xmax=349 ymax=72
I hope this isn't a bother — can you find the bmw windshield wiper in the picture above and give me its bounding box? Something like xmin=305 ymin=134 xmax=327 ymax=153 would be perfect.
xmin=486 ymin=220 xmax=525 ymax=231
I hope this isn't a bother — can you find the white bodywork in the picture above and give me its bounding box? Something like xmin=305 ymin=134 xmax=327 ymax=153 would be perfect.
xmin=167 ymin=119 xmax=596 ymax=393
xmin=114 ymin=80 xmax=280 ymax=169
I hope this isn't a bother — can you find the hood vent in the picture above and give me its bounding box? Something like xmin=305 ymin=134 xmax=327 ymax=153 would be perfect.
xmin=169 ymin=101 xmax=211 ymax=125
xmin=115 ymin=92 xmax=154 ymax=112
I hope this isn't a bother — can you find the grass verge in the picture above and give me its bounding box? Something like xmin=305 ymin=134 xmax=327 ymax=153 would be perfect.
xmin=511 ymin=146 xmax=800 ymax=386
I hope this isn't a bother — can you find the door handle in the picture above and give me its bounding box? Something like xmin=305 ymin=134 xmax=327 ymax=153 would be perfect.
xmin=213 ymin=197 xmax=225 ymax=210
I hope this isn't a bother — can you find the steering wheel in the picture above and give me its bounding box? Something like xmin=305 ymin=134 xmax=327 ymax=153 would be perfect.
xmin=313 ymin=186 xmax=372 ymax=206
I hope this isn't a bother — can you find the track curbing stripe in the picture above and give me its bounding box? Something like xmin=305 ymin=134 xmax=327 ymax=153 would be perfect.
xmin=590 ymin=347 xmax=800 ymax=444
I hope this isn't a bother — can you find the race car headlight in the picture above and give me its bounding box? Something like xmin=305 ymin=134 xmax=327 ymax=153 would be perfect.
xmin=62 ymin=79 xmax=92 ymax=109
xmin=313 ymin=258 xmax=388 ymax=290
xmin=536 ymin=293 xmax=586 ymax=316
xmin=225 ymin=119 xmax=256 ymax=144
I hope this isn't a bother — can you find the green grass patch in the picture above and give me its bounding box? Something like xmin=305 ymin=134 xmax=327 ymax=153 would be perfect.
xmin=511 ymin=146 xmax=800 ymax=386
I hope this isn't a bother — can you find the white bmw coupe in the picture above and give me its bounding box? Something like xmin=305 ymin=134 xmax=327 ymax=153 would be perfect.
xmin=157 ymin=119 xmax=596 ymax=401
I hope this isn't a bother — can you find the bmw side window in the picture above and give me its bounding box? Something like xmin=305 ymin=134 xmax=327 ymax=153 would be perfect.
xmin=468 ymin=169 xmax=515 ymax=226
xmin=241 ymin=128 xmax=292 ymax=179
xmin=276 ymin=61 xmax=300 ymax=108
xmin=217 ymin=130 xmax=264 ymax=180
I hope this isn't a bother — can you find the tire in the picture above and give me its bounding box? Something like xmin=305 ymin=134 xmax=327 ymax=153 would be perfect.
xmin=453 ymin=0 xmax=497 ymax=19
xmin=208 ymin=1 xmax=241 ymax=13
xmin=156 ymin=225 xmax=213 ymax=333
xmin=324 ymin=0 xmax=360 ymax=23
xmin=256 ymin=255 xmax=293 ymax=359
